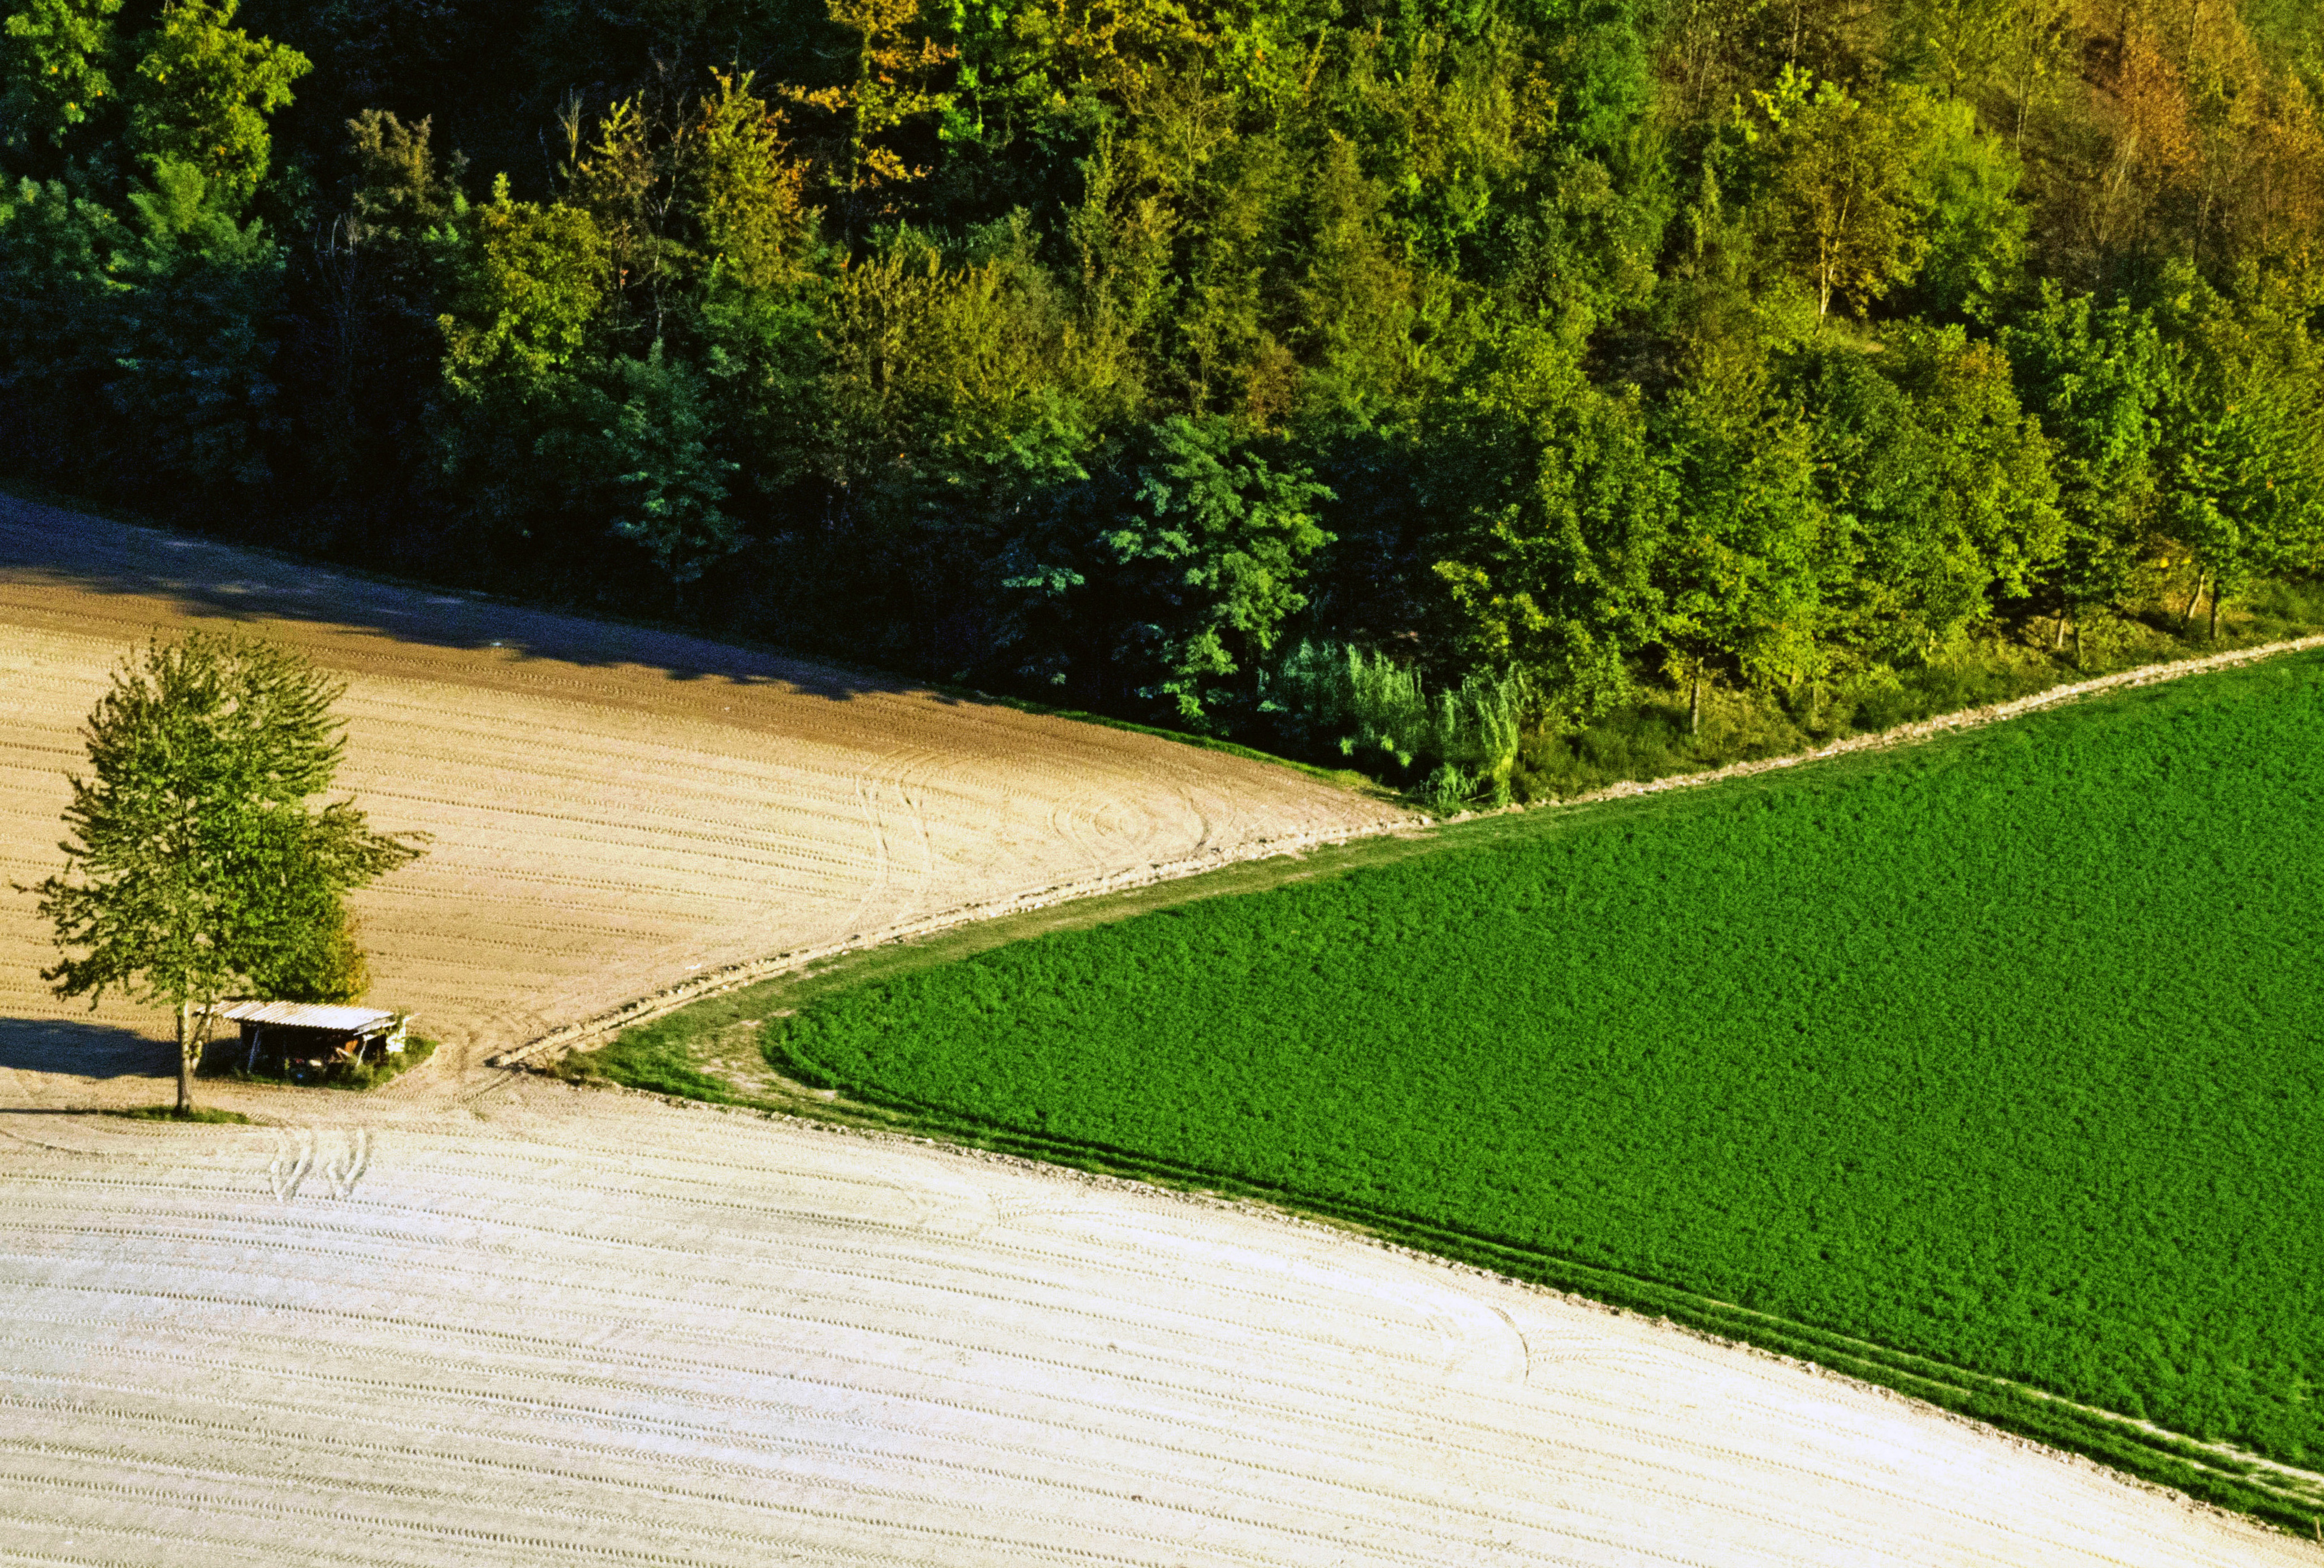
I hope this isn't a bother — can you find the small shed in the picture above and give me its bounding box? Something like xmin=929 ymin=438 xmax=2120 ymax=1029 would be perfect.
xmin=215 ymin=1000 xmax=410 ymax=1073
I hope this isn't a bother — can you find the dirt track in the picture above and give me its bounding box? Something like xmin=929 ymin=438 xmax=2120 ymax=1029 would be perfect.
xmin=0 ymin=495 xmax=1409 ymax=1099
xmin=1 ymin=1085 xmax=2306 ymax=1568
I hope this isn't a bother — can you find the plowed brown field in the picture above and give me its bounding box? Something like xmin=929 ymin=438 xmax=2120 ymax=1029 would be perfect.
xmin=0 ymin=1086 xmax=2303 ymax=1567
xmin=0 ymin=495 xmax=1408 ymax=1101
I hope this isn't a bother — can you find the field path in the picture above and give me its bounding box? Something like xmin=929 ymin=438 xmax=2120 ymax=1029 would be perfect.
xmin=0 ymin=1085 xmax=2306 ymax=1567
xmin=0 ymin=496 xmax=1410 ymax=1101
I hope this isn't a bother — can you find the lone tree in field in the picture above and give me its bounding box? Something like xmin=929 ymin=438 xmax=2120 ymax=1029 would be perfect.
xmin=21 ymin=632 xmax=425 ymax=1114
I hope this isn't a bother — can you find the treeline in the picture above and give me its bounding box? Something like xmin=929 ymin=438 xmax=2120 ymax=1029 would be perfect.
xmin=4 ymin=0 xmax=2323 ymax=797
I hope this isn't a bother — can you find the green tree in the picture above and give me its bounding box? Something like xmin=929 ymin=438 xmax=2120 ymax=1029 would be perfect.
xmin=1902 ymin=93 xmax=2029 ymax=320
xmin=344 ymin=106 xmax=464 ymax=237
xmin=298 ymin=110 xmax=467 ymax=487
xmin=685 ymin=76 xmax=825 ymax=533
xmin=0 ymin=174 xmax=128 ymax=473
xmin=253 ymin=903 xmax=371 ymax=1006
xmin=1758 ymin=69 xmax=1925 ymax=320
xmin=438 ymin=75 xmax=822 ymax=579
xmin=0 ymin=158 xmax=287 ymax=494
xmin=601 ymin=341 xmax=743 ymax=588
xmin=20 ymin=633 xmax=425 ymax=1113
xmin=2156 ymin=283 xmax=2324 ymax=637
xmin=1998 ymin=285 xmax=2171 ymax=658
xmin=1431 ymin=349 xmax=1676 ymax=724
xmin=1654 ymin=355 xmax=1828 ymax=732
xmin=1893 ymin=0 xmax=2014 ymax=101
xmin=2 ymin=0 xmax=121 ymax=151
xmin=105 ymin=158 xmax=288 ymax=489
xmin=1005 ymin=414 xmax=1331 ymax=721
xmin=0 ymin=0 xmax=305 ymax=499
xmin=1798 ymin=325 xmax=2062 ymax=660
xmin=127 ymin=0 xmax=308 ymax=210
xmin=433 ymin=176 xmax=610 ymax=539
xmin=686 ymin=71 xmax=813 ymax=297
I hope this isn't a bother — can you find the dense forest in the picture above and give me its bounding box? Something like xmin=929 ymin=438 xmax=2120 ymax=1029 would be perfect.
xmin=3 ymin=0 xmax=2322 ymax=799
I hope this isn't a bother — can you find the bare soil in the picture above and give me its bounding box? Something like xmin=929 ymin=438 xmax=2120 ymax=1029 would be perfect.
xmin=0 ymin=495 xmax=1409 ymax=1103
xmin=0 ymin=1087 xmax=2307 ymax=1567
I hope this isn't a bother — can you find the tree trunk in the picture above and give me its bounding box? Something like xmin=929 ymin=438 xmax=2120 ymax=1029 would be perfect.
xmin=2053 ymin=612 xmax=2068 ymax=651
xmin=1689 ymin=665 xmax=1703 ymax=737
xmin=176 ymin=999 xmax=194 ymax=1115
xmin=2014 ymin=34 xmax=2033 ymax=153
xmin=2180 ymin=571 xmax=2206 ymax=631
xmin=2073 ymin=618 xmax=2084 ymax=669
xmin=2209 ymin=585 xmax=2222 ymax=641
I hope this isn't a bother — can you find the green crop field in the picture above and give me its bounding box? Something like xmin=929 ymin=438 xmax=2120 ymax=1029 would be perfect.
xmin=765 ymin=652 xmax=2324 ymax=1517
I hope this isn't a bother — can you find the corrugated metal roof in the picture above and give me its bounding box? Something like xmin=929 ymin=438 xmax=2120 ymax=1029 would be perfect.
xmin=214 ymin=1001 xmax=401 ymax=1032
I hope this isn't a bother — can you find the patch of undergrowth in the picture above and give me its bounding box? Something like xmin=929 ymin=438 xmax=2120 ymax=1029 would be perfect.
xmin=1509 ymin=642 xmax=2058 ymax=800
xmin=205 ymin=1037 xmax=439 ymax=1091
xmin=1508 ymin=602 xmax=2323 ymax=803
xmin=560 ymin=1019 xmax=747 ymax=1103
xmin=764 ymin=652 xmax=2324 ymax=1504
xmin=108 ymin=1105 xmax=253 ymax=1124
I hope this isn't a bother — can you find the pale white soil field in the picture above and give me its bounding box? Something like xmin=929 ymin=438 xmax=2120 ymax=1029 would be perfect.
xmin=0 ymin=1086 xmax=2305 ymax=1567
xmin=0 ymin=495 xmax=1408 ymax=1099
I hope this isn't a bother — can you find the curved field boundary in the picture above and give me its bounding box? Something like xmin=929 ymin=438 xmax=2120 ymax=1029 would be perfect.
xmin=834 ymin=1099 xmax=2324 ymax=1532
xmin=483 ymin=817 xmax=1423 ymax=1071
xmin=721 ymin=637 xmax=2324 ymax=1536
xmin=528 ymin=632 xmax=2324 ymax=1079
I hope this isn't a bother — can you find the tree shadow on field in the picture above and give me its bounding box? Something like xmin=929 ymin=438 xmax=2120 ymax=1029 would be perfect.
xmin=0 ymin=492 xmax=931 ymax=705
xmin=0 ymin=1016 xmax=170 ymax=1086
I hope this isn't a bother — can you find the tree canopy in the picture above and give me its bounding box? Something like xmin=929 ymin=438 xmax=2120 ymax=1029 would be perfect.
xmin=3 ymin=0 xmax=2323 ymax=794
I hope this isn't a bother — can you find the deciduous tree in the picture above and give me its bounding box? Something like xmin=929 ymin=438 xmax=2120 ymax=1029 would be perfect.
xmin=1 ymin=0 xmax=120 ymax=150
xmin=1006 ymin=413 xmax=1331 ymax=721
xmin=127 ymin=0 xmax=309 ymax=209
xmin=1999 ymin=284 xmax=2171 ymax=658
xmin=1798 ymin=324 xmax=2062 ymax=659
xmin=1759 ymin=69 xmax=1925 ymax=319
xmin=2156 ymin=280 xmax=2324 ymax=636
xmin=1431 ymin=340 xmax=1676 ymax=724
xmin=1654 ymin=353 xmax=1827 ymax=730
